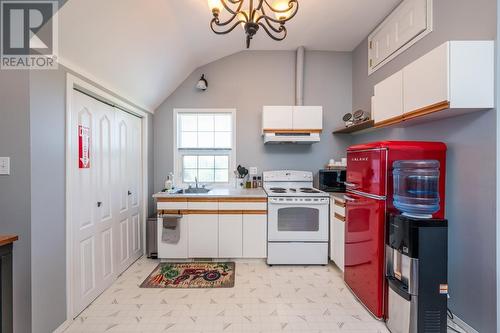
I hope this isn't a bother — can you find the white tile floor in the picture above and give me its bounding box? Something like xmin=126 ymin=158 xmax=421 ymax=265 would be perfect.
xmin=65 ymin=257 xmax=454 ymax=333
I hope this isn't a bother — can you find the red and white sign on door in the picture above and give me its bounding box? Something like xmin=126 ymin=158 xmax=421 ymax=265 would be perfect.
xmin=78 ymin=125 xmax=91 ymax=168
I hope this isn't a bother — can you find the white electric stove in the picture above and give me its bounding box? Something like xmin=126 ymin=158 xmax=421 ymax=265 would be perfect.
xmin=263 ymin=170 xmax=329 ymax=265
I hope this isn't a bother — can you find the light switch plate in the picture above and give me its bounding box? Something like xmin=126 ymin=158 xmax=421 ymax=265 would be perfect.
xmin=249 ymin=167 xmax=258 ymax=175
xmin=0 ymin=157 xmax=10 ymax=175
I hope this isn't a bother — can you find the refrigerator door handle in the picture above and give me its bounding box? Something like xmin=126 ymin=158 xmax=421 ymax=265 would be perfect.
xmin=344 ymin=194 xmax=357 ymax=202
xmin=344 ymin=182 xmax=358 ymax=189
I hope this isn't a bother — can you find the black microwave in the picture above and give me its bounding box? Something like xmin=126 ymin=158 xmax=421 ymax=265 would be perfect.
xmin=319 ymin=169 xmax=346 ymax=192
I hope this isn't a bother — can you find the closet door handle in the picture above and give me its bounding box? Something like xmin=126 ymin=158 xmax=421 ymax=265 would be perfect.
xmin=128 ymin=191 xmax=132 ymax=196
xmin=97 ymin=201 xmax=103 ymax=207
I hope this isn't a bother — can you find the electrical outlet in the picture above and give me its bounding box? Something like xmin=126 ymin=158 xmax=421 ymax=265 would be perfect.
xmin=249 ymin=167 xmax=258 ymax=175
xmin=0 ymin=157 xmax=10 ymax=175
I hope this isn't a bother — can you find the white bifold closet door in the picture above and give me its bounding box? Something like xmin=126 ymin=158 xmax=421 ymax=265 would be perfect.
xmin=70 ymin=90 xmax=143 ymax=317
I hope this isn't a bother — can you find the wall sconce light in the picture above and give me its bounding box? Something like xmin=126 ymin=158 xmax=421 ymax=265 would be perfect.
xmin=196 ymin=74 xmax=208 ymax=91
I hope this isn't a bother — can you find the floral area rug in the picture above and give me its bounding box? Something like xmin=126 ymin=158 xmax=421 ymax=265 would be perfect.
xmin=140 ymin=262 xmax=235 ymax=288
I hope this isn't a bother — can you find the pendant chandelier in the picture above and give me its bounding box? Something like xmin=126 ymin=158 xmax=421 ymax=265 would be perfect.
xmin=208 ymin=0 xmax=299 ymax=48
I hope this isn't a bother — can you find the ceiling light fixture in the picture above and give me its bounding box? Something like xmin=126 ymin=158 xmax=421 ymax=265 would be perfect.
xmin=208 ymin=0 xmax=299 ymax=48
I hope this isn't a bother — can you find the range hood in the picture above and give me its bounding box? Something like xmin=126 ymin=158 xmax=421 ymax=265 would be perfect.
xmin=262 ymin=47 xmax=323 ymax=144
xmin=263 ymin=131 xmax=321 ymax=144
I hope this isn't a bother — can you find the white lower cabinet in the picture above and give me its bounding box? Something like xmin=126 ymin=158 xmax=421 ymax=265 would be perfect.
xmin=188 ymin=214 xmax=218 ymax=258
xmin=330 ymin=196 xmax=345 ymax=272
xmin=157 ymin=197 xmax=267 ymax=259
xmin=243 ymin=214 xmax=267 ymax=258
xmin=218 ymin=214 xmax=243 ymax=258
xmin=331 ymin=217 xmax=345 ymax=271
xmin=157 ymin=215 xmax=189 ymax=259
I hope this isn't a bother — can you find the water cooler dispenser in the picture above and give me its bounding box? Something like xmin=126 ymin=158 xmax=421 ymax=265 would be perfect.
xmin=386 ymin=160 xmax=448 ymax=333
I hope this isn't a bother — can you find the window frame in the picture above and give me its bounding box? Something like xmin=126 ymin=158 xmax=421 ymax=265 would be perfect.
xmin=173 ymin=108 xmax=236 ymax=187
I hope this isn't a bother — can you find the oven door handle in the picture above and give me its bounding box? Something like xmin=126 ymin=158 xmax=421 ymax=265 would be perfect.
xmin=269 ymin=201 xmax=329 ymax=206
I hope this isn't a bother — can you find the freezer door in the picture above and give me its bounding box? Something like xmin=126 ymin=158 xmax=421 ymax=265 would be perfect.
xmin=346 ymin=148 xmax=387 ymax=196
xmin=344 ymin=192 xmax=386 ymax=319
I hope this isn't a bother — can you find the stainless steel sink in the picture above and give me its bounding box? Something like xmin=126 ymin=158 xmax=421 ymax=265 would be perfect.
xmin=183 ymin=187 xmax=211 ymax=194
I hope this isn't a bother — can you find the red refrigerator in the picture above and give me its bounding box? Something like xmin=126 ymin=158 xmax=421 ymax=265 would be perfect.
xmin=344 ymin=141 xmax=446 ymax=319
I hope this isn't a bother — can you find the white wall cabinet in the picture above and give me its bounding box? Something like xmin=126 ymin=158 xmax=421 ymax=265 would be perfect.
xmin=262 ymin=106 xmax=293 ymax=130
xmin=243 ymin=214 xmax=267 ymax=258
xmin=372 ymin=71 xmax=404 ymax=124
xmin=368 ymin=0 xmax=432 ymax=74
xmin=218 ymin=214 xmax=243 ymax=258
xmin=330 ymin=196 xmax=345 ymax=272
xmin=371 ymin=41 xmax=494 ymax=127
xmin=403 ymin=41 xmax=495 ymax=113
xmin=188 ymin=214 xmax=219 ymax=258
xmin=292 ymin=106 xmax=323 ymax=130
xmin=262 ymin=106 xmax=322 ymax=131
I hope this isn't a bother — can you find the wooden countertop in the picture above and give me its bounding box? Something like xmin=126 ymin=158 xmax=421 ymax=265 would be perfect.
xmin=0 ymin=235 xmax=18 ymax=246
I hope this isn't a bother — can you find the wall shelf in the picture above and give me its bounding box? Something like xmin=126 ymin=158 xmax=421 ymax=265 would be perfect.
xmin=332 ymin=120 xmax=374 ymax=134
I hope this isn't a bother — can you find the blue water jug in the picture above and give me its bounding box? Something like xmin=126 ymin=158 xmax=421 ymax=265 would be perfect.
xmin=393 ymin=160 xmax=440 ymax=218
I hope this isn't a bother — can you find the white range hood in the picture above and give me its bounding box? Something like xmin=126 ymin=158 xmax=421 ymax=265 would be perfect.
xmin=262 ymin=47 xmax=323 ymax=144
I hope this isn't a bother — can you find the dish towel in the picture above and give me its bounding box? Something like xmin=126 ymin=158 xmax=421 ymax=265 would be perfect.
xmin=162 ymin=216 xmax=180 ymax=244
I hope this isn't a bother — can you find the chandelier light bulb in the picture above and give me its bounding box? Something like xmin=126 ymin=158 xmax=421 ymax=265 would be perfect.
xmin=273 ymin=0 xmax=292 ymax=21
xmin=208 ymin=0 xmax=223 ymax=14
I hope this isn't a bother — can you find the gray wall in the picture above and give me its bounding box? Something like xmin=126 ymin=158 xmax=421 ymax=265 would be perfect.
xmin=154 ymin=50 xmax=352 ymax=192
xmin=351 ymin=0 xmax=497 ymax=331
xmin=28 ymin=65 xmax=155 ymax=333
xmin=0 ymin=71 xmax=32 ymax=333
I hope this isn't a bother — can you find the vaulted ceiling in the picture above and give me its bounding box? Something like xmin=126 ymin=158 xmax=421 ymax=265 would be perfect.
xmin=57 ymin=0 xmax=400 ymax=111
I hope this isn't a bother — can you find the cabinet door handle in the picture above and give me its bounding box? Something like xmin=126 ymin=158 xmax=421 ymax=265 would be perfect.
xmin=97 ymin=201 xmax=103 ymax=207
xmin=128 ymin=191 xmax=132 ymax=196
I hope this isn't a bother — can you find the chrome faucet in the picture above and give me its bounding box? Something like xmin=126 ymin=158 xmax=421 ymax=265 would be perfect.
xmin=195 ymin=177 xmax=199 ymax=189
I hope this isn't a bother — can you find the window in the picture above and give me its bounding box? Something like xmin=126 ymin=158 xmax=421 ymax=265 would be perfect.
xmin=174 ymin=109 xmax=236 ymax=185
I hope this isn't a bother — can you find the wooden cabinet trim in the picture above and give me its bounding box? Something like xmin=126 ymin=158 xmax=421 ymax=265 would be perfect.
xmin=334 ymin=199 xmax=345 ymax=208
xmin=334 ymin=212 xmax=346 ymax=222
xmin=157 ymin=197 xmax=188 ymax=202
xmin=263 ymin=129 xmax=322 ymax=134
xmin=242 ymin=210 xmax=268 ymax=215
xmin=403 ymin=100 xmax=450 ymax=120
xmin=158 ymin=209 xmax=267 ymax=216
xmin=0 ymin=235 xmax=18 ymax=247
xmin=373 ymin=100 xmax=451 ymax=130
xmin=218 ymin=197 xmax=267 ymax=202
xmin=374 ymin=115 xmax=404 ymax=128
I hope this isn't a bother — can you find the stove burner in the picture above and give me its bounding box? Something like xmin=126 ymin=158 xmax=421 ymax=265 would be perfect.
xmin=300 ymin=188 xmax=321 ymax=194
xmin=272 ymin=190 xmax=287 ymax=193
xmin=270 ymin=187 xmax=286 ymax=191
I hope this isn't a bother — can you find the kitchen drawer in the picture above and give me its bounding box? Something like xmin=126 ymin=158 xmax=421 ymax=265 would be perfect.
xmin=218 ymin=201 xmax=267 ymax=211
xmin=157 ymin=201 xmax=188 ymax=210
xmin=334 ymin=204 xmax=345 ymax=217
xmin=188 ymin=201 xmax=218 ymax=210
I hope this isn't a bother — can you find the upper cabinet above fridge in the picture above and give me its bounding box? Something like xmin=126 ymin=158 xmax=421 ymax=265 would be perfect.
xmin=368 ymin=0 xmax=433 ymax=74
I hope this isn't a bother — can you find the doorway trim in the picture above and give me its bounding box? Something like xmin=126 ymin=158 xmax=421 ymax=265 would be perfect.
xmin=64 ymin=73 xmax=150 ymax=322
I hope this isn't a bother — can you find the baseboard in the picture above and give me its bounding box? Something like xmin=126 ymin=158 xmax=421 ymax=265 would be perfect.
xmin=450 ymin=314 xmax=479 ymax=333
xmin=52 ymin=318 xmax=73 ymax=333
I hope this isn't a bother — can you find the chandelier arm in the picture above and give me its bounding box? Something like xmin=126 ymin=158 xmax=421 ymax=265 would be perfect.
xmin=213 ymin=1 xmax=245 ymax=26
xmin=258 ymin=22 xmax=287 ymax=41
xmin=255 ymin=0 xmax=265 ymax=11
xmin=220 ymin=0 xmax=243 ymax=16
xmin=258 ymin=0 xmax=299 ymax=23
xmin=259 ymin=16 xmax=284 ymax=33
xmin=211 ymin=18 xmax=247 ymax=34
xmin=262 ymin=0 xmax=297 ymax=13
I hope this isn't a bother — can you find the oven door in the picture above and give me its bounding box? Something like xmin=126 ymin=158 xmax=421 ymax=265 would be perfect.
xmin=268 ymin=198 xmax=329 ymax=242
